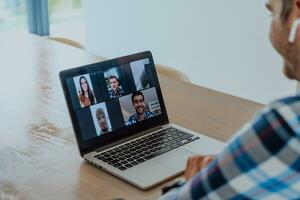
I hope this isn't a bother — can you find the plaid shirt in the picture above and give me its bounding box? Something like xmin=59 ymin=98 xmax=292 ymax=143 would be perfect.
xmin=108 ymin=87 xmax=124 ymax=99
xmin=160 ymin=94 xmax=300 ymax=200
xmin=126 ymin=111 xmax=154 ymax=126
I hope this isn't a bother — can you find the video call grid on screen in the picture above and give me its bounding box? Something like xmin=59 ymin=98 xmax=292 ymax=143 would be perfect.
xmin=65 ymin=58 xmax=163 ymax=141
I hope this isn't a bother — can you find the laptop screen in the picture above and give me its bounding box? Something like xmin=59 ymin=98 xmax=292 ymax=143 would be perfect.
xmin=60 ymin=52 xmax=169 ymax=155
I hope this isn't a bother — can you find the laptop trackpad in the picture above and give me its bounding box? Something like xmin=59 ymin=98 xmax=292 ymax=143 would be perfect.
xmin=153 ymin=149 xmax=195 ymax=172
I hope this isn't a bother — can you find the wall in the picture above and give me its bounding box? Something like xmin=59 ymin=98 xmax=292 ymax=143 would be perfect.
xmin=83 ymin=0 xmax=296 ymax=104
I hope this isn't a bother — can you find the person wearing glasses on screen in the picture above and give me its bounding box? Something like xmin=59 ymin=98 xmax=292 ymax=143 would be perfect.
xmin=108 ymin=76 xmax=124 ymax=99
xmin=95 ymin=108 xmax=110 ymax=135
xmin=126 ymin=91 xmax=154 ymax=126
xmin=78 ymin=76 xmax=96 ymax=107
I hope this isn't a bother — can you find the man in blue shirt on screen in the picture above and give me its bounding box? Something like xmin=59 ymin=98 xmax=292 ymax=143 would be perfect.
xmin=160 ymin=0 xmax=300 ymax=199
xmin=126 ymin=91 xmax=154 ymax=126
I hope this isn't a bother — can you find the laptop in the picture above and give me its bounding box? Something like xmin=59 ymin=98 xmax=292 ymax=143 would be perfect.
xmin=59 ymin=51 xmax=225 ymax=190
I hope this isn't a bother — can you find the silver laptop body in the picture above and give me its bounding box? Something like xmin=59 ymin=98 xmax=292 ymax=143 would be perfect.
xmin=60 ymin=51 xmax=225 ymax=190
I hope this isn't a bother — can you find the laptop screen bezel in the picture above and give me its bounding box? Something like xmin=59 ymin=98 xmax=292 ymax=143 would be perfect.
xmin=59 ymin=51 xmax=169 ymax=156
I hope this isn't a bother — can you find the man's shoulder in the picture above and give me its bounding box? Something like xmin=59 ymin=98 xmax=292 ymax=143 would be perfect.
xmin=126 ymin=114 xmax=137 ymax=126
xmin=261 ymin=94 xmax=300 ymax=135
xmin=267 ymin=94 xmax=300 ymax=113
xmin=128 ymin=114 xmax=137 ymax=121
xmin=145 ymin=111 xmax=154 ymax=117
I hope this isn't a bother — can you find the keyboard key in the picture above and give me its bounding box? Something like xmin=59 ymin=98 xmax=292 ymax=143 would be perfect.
xmin=133 ymin=156 xmax=139 ymax=160
xmin=101 ymin=153 xmax=109 ymax=157
xmin=137 ymin=153 xmax=145 ymax=157
xmin=97 ymin=156 xmax=106 ymax=161
xmin=144 ymin=146 xmax=173 ymax=160
xmin=131 ymin=161 xmax=139 ymax=165
xmin=125 ymin=164 xmax=133 ymax=168
xmin=180 ymin=134 xmax=193 ymax=140
xmin=113 ymin=148 xmax=120 ymax=152
xmin=129 ymin=152 xmax=136 ymax=156
xmin=171 ymin=144 xmax=180 ymax=149
xmin=175 ymin=137 xmax=184 ymax=142
xmin=113 ymin=163 xmax=122 ymax=168
xmin=170 ymin=140 xmax=176 ymax=145
xmin=153 ymin=142 xmax=159 ymax=147
xmin=137 ymin=158 xmax=145 ymax=163
xmin=162 ymin=139 xmax=169 ymax=143
xmin=120 ymin=161 xmax=128 ymax=165
xmin=108 ymin=160 xmax=119 ymax=165
xmin=118 ymin=166 xmax=127 ymax=171
xmin=131 ymin=147 xmax=137 ymax=151
xmin=126 ymin=155 xmax=133 ymax=159
xmin=169 ymin=128 xmax=177 ymax=133
xmin=155 ymin=146 xmax=162 ymax=151
xmin=178 ymin=139 xmax=189 ymax=145
xmin=119 ymin=156 xmax=126 ymax=161
xmin=120 ymin=147 xmax=128 ymax=152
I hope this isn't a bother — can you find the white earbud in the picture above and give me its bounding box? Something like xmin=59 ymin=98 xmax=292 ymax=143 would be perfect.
xmin=289 ymin=18 xmax=300 ymax=43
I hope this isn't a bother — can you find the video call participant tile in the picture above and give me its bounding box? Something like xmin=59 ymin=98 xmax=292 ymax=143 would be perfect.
xmin=119 ymin=87 xmax=162 ymax=126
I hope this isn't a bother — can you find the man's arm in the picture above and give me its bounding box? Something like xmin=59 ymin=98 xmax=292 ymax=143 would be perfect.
xmin=160 ymin=98 xmax=300 ymax=199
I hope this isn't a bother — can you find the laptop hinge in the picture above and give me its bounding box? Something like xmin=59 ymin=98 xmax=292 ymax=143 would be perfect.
xmin=93 ymin=125 xmax=166 ymax=153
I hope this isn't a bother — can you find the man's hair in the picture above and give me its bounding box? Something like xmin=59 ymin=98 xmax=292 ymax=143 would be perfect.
xmin=96 ymin=108 xmax=105 ymax=116
xmin=281 ymin=0 xmax=293 ymax=21
xmin=131 ymin=91 xmax=144 ymax=104
xmin=109 ymin=75 xmax=120 ymax=83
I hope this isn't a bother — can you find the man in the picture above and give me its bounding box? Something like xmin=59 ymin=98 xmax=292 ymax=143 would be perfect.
xmin=126 ymin=91 xmax=154 ymax=126
xmin=108 ymin=76 xmax=124 ymax=99
xmin=160 ymin=0 xmax=300 ymax=199
xmin=95 ymin=108 xmax=110 ymax=135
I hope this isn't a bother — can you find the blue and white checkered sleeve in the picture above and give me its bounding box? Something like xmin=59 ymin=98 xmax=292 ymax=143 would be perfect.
xmin=160 ymin=95 xmax=300 ymax=200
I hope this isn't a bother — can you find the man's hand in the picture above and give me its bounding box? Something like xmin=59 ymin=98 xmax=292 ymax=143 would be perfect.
xmin=185 ymin=155 xmax=215 ymax=181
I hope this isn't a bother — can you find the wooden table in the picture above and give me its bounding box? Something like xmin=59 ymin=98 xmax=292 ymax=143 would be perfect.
xmin=0 ymin=32 xmax=263 ymax=200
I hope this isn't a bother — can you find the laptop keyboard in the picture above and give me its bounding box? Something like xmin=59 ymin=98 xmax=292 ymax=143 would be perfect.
xmin=94 ymin=127 xmax=199 ymax=171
